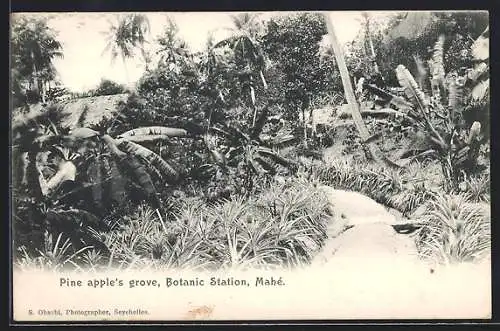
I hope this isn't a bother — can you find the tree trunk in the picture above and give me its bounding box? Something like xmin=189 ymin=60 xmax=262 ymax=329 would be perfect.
xmin=122 ymin=57 xmax=130 ymax=87
xmin=323 ymin=13 xmax=398 ymax=168
xmin=302 ymin=106 xmax=308 ymax=148
xmin=365 ymin=14 xmax=380 ymax=74
xmin=30 ymin=51 xmax=41 ymax=103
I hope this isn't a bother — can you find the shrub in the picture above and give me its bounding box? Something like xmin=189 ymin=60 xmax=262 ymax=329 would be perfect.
xmin=93 ymin=79 xmax=127 ymax=96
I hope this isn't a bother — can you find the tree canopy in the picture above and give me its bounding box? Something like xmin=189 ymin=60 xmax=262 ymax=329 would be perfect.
xmin=11 ymin=15 xmax=63 ymax=106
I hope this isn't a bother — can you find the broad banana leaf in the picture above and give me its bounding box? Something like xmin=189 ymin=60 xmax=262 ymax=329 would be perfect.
xmin=395 ymin=64 xmax=429 ymax=112
xmin=467 ymin=62 xmax=488 ymax=82
xmin=363 ymin=84 xmax=413 ymax=112
xmin=115 ymin=153 xmax=161 ymax=210
xmin=117 ymin=126 xmax=188 ymax=139
xmin=471 ymin=26 xmax=489 ymax=61
xmin=467 ymin=122 xmax=481 ymax=145
xmin=44 ymin=161 xmax=77 ymax=196
xmin=257 ymin=147 xmax=294 ymax=167
xmin=471 ymin=78 xmax=489 ymax=102
xmin=68 ymin=127 xmax=100 ymax=139
xmin=119 ymin=134 xmax=171 ymax=143
xmin=101 ymin=134 xmax=126 ymax=157
xmin=115 ymin=138 xmax=179 ymax=183
xmin=265 ymin=134 xmax=296 ymax=148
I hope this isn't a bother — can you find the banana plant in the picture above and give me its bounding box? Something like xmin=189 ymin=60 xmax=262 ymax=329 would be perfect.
xmin=66 ymin=125 xmax=191 ymax=210
xmin=14 ymin=104 xmax=191 ymax=212
xmin=392 ymin=30 xmax=489 ymax=188
xmin=197 ymin=105 xmax=296 ymax=197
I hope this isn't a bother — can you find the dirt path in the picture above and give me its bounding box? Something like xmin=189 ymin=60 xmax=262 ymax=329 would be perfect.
xmin=312 ymin=185 xmax=419 ymax=267
xmin=303 ymin=185 xmax=491 ymax=319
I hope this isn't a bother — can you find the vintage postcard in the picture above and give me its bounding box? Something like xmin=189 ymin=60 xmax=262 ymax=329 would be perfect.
xmin=10 ymin=10 xmax=491 ymax=322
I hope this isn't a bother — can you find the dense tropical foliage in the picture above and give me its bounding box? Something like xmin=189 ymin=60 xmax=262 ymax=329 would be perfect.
xmin=11 ymin=11 xmax=490 ymax=271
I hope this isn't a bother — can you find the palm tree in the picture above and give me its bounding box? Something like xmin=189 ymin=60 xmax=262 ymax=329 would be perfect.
xmin=155 ymin=17 xmax=191 ymax=69
xmin=211 ymin=13 xmax=269 ymax=126
xmin=11 ymin=16 xmax=64 ymax=104
xmin=103 ymin=13 xmax=150 ymax=85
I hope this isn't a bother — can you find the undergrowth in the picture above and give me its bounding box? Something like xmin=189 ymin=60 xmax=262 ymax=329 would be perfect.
xmin=15 ymin=180 xmax=331 ymax=272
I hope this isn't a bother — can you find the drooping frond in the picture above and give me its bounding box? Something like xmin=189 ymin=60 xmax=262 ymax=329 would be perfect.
xmin=115 ymin=138 xmax=179 ymax=183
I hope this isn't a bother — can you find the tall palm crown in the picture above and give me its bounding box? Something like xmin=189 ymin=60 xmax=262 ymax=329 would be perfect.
xmin=103 ymin=13 xmax=151 ymax=82
xmin=11 ymin=16 xmax=63 ymax=98
xmin=156 ymin=17 xmax=191 ymax=67
xmin=225 ymin=13 xmax=267 ymax=78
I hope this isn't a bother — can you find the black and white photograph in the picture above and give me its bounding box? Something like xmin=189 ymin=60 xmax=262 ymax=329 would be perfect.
xmin=10 ymin=10 xmax=491 ymax=321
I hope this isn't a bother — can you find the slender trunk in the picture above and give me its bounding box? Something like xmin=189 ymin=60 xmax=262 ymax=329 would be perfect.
xmin=30 ymin=51 xmax=42 ymax=103
xmin=26 ymin=151 xmax=43 ymax=199
xmin=302 ymin=106 xmax=308 ymax=148
xmin=250 ymin=86 xmax=257 ymax=126
xmin=122 ymin=56 xmax=130 ymax=87
xmin=309 ymin=108 xmax=317 ymax=138
xmin=39 ymin=80 xmax=46 ymax=104
xmin=259 ymin=70 xmax=268 ymax=89
xmin=365 ymin=16 xmax=380 ymax=74
xmin=324 ymin=13 xmax=396 ymax=168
